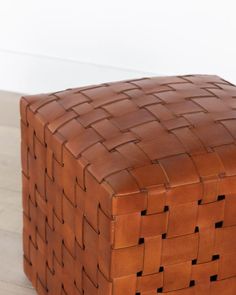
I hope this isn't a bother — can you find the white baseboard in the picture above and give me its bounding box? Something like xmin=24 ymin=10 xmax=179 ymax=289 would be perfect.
xmin=0 ymin=50 xmax=153 ymax=94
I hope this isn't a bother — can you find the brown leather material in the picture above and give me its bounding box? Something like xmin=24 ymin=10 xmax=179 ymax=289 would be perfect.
xmin=21 ymin=75 xmax=236 ymax=294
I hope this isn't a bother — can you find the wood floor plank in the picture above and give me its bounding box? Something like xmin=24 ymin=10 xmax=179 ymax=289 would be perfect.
xmin=0 ymin=91 xmax=33 ymax=292
xmin=0 ymin=126 xmax=20 ymax=155
xmin=0 ymin=189 xmax=22 ymax=234
xmin=0 ymin=153 xmax=21 ymax=192
xmin=0 ymin=91 xmax=21 ymax=128
xmin=0 ymin=126 xmax=21 ymax=192
xmin=0 ymin=230 xmax=31 ymax=289
xmin=0 ymin=280 xmax=36 ymax=295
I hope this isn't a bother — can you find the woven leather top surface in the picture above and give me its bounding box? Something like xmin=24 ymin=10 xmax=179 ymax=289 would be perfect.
xmin=21 ymin=75 xmax=236 ymax=196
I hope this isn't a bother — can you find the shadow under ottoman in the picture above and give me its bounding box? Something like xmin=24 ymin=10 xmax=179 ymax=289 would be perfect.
xmin=20 ymin=75 xmax=236 ymax=295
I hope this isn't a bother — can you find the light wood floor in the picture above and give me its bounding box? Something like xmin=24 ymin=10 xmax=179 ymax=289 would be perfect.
xmin=0 ymin=91 xmax=36 ymax=294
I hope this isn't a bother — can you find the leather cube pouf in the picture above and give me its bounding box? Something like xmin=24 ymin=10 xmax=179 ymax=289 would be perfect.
xmin=20 ymin=75 xmax=236 ymax=295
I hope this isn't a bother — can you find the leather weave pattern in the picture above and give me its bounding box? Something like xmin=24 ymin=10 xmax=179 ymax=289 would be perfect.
xmin=21 ymin=75 xmax=236 ymax=294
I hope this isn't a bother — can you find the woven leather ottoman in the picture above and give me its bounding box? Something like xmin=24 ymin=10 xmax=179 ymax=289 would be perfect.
xmin=21 ymin=75 xmax=236 ymax=295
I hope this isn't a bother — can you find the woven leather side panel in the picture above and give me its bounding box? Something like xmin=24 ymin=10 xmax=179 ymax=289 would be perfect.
xmin=21 ymin=75 xmax=236 ymax=294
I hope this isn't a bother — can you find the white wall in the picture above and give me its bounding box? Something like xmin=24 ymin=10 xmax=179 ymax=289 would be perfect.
xmin=0 ymin=0 xmax=236 ymax=93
